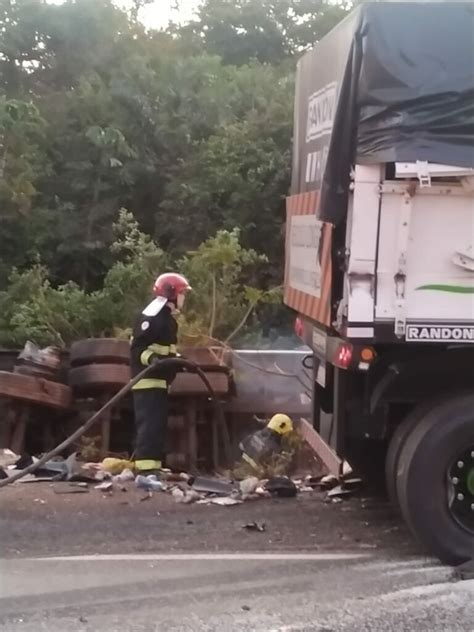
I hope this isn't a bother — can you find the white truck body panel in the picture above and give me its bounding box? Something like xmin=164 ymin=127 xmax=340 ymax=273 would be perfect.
xmin=345 ymin=165 xmax=474 ymax=342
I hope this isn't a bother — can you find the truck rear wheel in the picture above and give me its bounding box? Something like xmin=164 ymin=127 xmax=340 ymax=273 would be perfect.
xmin=385 ymin=396 xmax=456 ymax=510
xmin=395 ymin=393 xmax=474 ymax=565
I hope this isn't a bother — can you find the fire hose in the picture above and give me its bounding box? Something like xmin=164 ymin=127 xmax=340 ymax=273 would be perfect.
xmin=0 ymin=358 xmax=232 ymax=488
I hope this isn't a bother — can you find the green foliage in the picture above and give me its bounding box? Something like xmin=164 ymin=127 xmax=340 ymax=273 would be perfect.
xmin=0 ymin=211 xmax=274 ymax=347
xmin=0 ymin=0 xmax=351 ymax=345
xmin=0 ymin=265 xmax=96 ymax=347
xmin=0 ymin=98 xmax=47 ymax=213
xmin=93 ymin=209 xmax=166 ymax=334
xmin=176 ymin=0 xmax=351 ymax=65
xmin=178 ymin=228 xmax=278 ymax=342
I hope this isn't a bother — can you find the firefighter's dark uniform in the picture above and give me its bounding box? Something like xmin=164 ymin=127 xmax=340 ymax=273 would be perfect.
xmin=130 ymin=301 xmax=178 ymax=471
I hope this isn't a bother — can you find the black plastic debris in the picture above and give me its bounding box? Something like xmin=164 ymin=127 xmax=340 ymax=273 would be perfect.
xmin=13 ymin=454 xmax=34 ymax=471
xmin=265 ymin=476 xmax=297 ymax=498
xmin=243 ymin=521 xmax=266 ymax=533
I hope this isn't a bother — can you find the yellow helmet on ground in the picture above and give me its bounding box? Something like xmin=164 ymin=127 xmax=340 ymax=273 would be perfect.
xmin=267 ymin=414 xmax=293 ymax=435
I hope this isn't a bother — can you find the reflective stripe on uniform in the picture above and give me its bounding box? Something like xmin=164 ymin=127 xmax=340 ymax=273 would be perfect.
xmin=135 ymin=459 xmax=162 ymax=471
xmin=132 ymin=378 xmax=167 ymax=391
xmin=148 ymin=343 xmax=170 ymax=355
xmin=149 ymin=343 xmax=171 ymax=356
xmin=140 ymin=348 xmax=155 ymax=366
xmin=170 ymin=344 xmax=177 ymax=355
xmin=139 ymin=343 xmax=172 ymax=366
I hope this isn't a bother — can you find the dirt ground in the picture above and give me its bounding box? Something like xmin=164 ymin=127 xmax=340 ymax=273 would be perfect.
xmin=0 ymin=481 xmax=421 ymax=559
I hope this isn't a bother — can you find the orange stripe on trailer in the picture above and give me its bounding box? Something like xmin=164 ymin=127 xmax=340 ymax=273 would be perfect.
xmin=284 ymin=191 xmax=332 ymax=327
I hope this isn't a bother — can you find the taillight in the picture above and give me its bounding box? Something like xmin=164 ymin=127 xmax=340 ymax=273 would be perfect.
xmin=294 ymin=317 xmax=303 ymax=338
xmin=328 ymin=338 xmax=376 ymax=371
xmin=334 ymin=342 xmax=353 ymax=369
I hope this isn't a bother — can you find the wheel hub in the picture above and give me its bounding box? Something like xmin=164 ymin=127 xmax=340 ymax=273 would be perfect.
xmin=467 ymin=467 xmax=474 ymax=496
xmin=448 ymin=447 xmax=474 ymax=534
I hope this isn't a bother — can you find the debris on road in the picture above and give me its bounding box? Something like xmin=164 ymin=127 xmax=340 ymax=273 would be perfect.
xmin=265 ymin=476 xmax=297 ymax=498
xmin=94 ymin=481 xmax=113 ymax=492
xmin=202 ymin=496 xmax=243 ymax=507
xmin=171 ymin=487 xmax=185 ymax=502
xmin=190 ymin=476 xmax=236 ymax=496
xmin=53 ymin=485 xmax=89 ymax=494
xmin=113 ymin=468 xmax=135 ymax=483
xmin=93 ymin=469 xmax=112 ymax=482
xmin=343 ymin=477 xmax=363 ymax=489
xmin=243 ymin=521 xmax=266 ymax=532
xmin=239 ymin=476 xmax=260 ymax=497
xmin=327 ymin=485 xmax=355 ymax=499
xmin=100 ymin=457 xmax=135 ymax=475
xmin=135 ymin=475 xmax=164 ymax=492
xmin=319 ymin=474 xmax=339 ymax=489
xmin=0 ymin=449 xmax=19 ymax=469
xmin=181 ymin=490 xmax=203 ymax=504
xmin=18 ymin=475 xmax=57 ymax=484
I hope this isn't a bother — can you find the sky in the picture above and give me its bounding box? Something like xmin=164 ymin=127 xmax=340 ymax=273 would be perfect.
xmin=47 ymin=1 xmax=201 ymax=29
xmin=117 ymin=1 xmax=201 ymax=29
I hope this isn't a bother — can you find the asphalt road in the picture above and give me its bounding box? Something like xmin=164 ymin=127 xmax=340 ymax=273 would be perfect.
xmin=1 ymin=483 xmax=473 ymax=631
xmin=1 ymin=553 xmax=473 ymax=631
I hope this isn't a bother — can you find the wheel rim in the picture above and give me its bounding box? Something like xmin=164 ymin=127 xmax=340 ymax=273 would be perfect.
xmin=448 ymin=447 xmax=474 ymax=534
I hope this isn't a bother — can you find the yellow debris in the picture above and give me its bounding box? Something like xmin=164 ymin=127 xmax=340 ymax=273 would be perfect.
xmin=101 ymin=457 xmax=135 ymax=475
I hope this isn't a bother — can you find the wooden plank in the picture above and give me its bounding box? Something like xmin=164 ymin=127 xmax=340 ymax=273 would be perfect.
xmin=10 ymin=406 xmax=28 ymax=455
xmin=0 ymin=405 xmax=16 ymax=448
xmin=186 ymin=400 xmax=198 ymax=473
xmin=212 ymin=412 xmax=219 ymax=471
xmin=101 ymin=411 xmax=111 ymax=458
xmin=297 ymin=418 xmax=342 ymax=478
xmin=0 ymin=371 xmax=72 ymax=410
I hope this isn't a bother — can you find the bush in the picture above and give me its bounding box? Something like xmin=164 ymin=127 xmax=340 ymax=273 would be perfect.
xmin=0 ymin=211 xmax=279 ymax=348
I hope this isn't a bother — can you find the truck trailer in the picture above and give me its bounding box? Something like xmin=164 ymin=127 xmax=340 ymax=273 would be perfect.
xmin=285 ymin=2 xmax=474 ymax=564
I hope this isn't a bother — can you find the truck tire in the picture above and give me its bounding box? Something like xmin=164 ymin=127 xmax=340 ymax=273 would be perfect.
xmin=70 ymin=339 xmax=130 ymax=367
xmin=69 ymin=364 xmax=131 ymax=393
xmin=395 ymin=392 xmax=474 ymax=565
xmin=385 ymin=395 xmax=456 ymax=510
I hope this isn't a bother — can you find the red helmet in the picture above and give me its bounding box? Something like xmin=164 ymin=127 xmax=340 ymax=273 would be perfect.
xmin=153 ymin=273 xmax=191 ymax=301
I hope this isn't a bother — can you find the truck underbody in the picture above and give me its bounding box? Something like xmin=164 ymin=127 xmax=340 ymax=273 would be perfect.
xmin=291 ymin=164 xmax=474 ymax=565
xmin=284 ymin=2 xmax=474 ymax=565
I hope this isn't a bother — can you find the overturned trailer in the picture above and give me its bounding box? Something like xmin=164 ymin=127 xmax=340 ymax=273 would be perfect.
xmin=285 ymin=2 xmax=474 ymax=564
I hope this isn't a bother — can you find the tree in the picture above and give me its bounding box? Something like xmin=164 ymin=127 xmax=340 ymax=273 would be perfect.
xmin=0 ymin=0 xmax=51 ymax=97
xmin=0 ymin=0 xmax=352 ymax=345
xmin=0 ymin=98 xmax=48 ymax=283
xmin=0 ymin=212 xmax=277 ymax=346
xmin=174 ymin=0 xmax=351 ymax=65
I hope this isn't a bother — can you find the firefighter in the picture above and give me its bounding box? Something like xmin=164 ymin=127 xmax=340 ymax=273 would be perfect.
xmin=131 ymin=272 xmax=191 ymax=473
